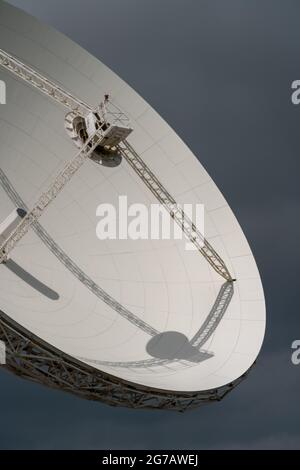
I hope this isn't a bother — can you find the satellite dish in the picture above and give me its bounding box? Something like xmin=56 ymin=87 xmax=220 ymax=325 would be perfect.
xmin=0 ymin=3 xmax=265 ymax=411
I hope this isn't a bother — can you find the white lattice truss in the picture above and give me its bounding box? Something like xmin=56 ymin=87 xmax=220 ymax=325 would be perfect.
xmin=0 ymin=48 xmax=241 ymax=410
xmin=0 ymin=47 xmax=233 ymax=281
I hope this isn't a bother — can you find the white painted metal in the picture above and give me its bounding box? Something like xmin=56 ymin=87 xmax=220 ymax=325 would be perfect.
xmin=0 ymin=47 xmax=231 ymax=280
xmin=119 ymin=140 xmax=233 ymax=281
xmin=0 ymin=47 xmax=91 ymax=116
xmin=0 ymin=131 xmax=104 ymax=263
xmin=0 ymin=208 xmax=26 ymax=245
xmin=0 ymin=3 xmax=265 ymax=404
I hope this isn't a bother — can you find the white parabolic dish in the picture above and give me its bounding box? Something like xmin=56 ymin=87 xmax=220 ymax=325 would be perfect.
xmin=0 ymin=3 xmax=265 ymax=410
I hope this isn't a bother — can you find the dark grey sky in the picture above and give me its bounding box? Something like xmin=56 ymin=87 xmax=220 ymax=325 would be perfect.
xmin=1 ymin=0 xmax=300 ymax=449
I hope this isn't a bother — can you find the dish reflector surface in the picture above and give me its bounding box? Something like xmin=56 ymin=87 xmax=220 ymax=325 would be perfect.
xmin=0 ymin=3 xmax=265 ymax=404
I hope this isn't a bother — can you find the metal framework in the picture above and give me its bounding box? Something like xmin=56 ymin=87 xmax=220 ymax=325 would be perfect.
xmin=0 ymin=47 xmax=233 ymax=281
xmin=0 ymin=48 xmax=240 ymax=409
xmin=0 ymin=48 xmax=91 ymax=116
xmin=119 ymin=141 xmax=233 ymax=281
xmin=0 ymin=309 xmax=250 ymax=411
xmin=0 ymin=130 xmax=107 ymax=263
